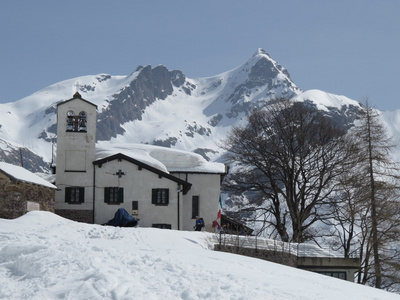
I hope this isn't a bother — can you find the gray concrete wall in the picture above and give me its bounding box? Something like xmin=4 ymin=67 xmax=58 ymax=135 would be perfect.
xmin=214 ymin=243 xmax=360 ymax=282
xmin=297 ymin=257 xmax=360 ymax=282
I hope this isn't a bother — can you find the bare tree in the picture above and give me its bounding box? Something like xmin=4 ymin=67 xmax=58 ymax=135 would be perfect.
xmin=222 ymin=99 xmax=350 ymax=243
xmin=331 ymin=101 xmax=400 ymax=290
xmin=354 ymin=101 xmax=400 ymax=288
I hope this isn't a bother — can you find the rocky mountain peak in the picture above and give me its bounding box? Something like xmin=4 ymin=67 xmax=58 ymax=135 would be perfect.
xmin=96 ymin=64 xmax=191 ymax=141
xmin=0 ymin=49 xmax=366 ymax=172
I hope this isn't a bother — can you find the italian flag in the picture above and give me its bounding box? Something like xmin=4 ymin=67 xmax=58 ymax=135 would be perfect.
xmin=217 ymin=194 xmax=222 ymax=220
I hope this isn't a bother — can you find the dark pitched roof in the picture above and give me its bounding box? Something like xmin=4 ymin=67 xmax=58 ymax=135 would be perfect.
xmin=57 ymin=92 xmax=98 ymax=108
xmin=93 ymin=153 xmax=192 ymax=193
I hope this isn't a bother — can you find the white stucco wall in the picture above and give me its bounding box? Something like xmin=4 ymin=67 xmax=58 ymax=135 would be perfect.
xmin=93 ymin=159 xmax=182 ymax=228
xmin=55 ymin=97 xmax=97 ymax=211
xmin=174 ymin=173 xmax=222 ymax=231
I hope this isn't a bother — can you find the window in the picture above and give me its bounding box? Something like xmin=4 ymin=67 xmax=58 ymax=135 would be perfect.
xmin=66 ymin=110 xmax=75 ymax=131
xmin=317 ymin=271 xmax=346 ymax=280
xmin=66 ymin=110 xmax=87 ymax=132
xmin=132 ymin=201 xmax=138 ymax=210
xmin=65 ymin=187 xmax=84 ymax=204
xmin=152 ymin=224 xmax=172 ymax=229
xmin=192 ymin=195 xmax=199 ymax=219
xmin=78 ymin=111 xmax=87 ymax=131
xmin=152 ymin=188 xmax=169 ymax=205
xmin=104 ymin=187 xmax=124 ymax=204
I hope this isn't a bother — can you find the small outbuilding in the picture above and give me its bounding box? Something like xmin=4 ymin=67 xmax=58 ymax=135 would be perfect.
xmin=0 ymin=162 xmax=57 ymax=219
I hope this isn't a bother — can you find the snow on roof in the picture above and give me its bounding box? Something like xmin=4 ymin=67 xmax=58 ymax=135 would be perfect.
xmin=0 ymin=162 xmax=57 ymax=189
xmin=95 ymin=143 xmax=226 ymax=174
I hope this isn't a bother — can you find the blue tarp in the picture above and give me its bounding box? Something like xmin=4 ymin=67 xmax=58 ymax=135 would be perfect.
xmin=106 ymin=208 xmax=138 ymax=227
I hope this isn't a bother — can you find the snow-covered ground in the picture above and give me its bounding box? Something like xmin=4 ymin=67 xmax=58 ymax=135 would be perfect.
xmin=1 ymin=212 xmax=399 ymax=300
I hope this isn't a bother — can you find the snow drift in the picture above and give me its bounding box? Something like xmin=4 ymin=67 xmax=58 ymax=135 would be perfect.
xmin=0 ymin=211 xmax=399 ymax=299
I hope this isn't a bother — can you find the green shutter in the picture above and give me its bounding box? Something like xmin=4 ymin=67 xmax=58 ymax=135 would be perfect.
xmin=165 ymin=189 xmax=169 ymax=204
xmin=104 ymin=187 xmax=110 ymax=203
xmin=192 ymin=196 xmax=199 ymax=218
xmin=118 ymin=188 xmax=124 ymax=203
xmin=65 ymin=187 xmax=71 ymax=203
xmin=79 ymin=187 xmax=85 ymax=203
xmin=152 ymin=189 xmax=157 ymax=204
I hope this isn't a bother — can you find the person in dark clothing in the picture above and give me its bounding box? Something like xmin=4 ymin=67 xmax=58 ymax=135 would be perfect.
xmin=194 ymin=216 xmax=204 ymax=231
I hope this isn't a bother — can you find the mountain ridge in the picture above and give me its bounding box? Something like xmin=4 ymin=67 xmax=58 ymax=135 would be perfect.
xmin=0 ymin=49 xmax=380 ymax=173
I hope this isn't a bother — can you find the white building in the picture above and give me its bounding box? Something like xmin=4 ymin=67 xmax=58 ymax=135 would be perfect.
xmin=54 ymin=92 xmax=225 ymax=230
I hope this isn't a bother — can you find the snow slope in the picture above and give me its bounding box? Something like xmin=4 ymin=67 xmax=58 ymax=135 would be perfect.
xmin=294 ymin=89 xmax=361 ymax=111
xmin=0 ymin=211 xmax=399 ymax=300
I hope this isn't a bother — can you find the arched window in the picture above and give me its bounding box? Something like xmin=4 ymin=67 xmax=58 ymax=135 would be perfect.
xmin=78 ymin=111 xmax=87 ymax=132
xmin=66 ymin=110 xmax=75 ymax=131
xmin=66 ymin=110 xmax=87 ymax=132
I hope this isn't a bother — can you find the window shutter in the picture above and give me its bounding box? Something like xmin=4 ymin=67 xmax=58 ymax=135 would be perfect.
xmin=192 ymin=196 xmax=199 ymax=218
xmin=104 ymin=187 xmax=110 ymax=203
xmin=79 ymin=187 xmax=85 ymax=203
xmin=165 ymin=189 xmax=169 ymax=204
xmin=152 ymin=189 xmax=157 ymax=204
xmin=65 ymin=187 xmax=71 ymax=203
xmin=118 ymin=188 xmax=124 ymax=203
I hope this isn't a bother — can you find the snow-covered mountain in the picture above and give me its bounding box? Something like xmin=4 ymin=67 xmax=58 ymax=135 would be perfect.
xmin=0 ymin=48 xmax=391 ymax=173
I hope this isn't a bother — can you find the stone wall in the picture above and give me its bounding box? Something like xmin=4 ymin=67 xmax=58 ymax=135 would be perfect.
xmin=55 ymin=209 xmax=93 ymax=223
xmin=0 ymin=172 xmax=55 ymax=219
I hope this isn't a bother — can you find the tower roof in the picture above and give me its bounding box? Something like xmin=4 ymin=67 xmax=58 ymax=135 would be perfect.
xmin=57 ymin=93 xmax=98 ymax=108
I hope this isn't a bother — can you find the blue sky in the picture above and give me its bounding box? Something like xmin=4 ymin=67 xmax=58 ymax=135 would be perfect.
xmin=1 ymin=1 xmax=399 ymax=110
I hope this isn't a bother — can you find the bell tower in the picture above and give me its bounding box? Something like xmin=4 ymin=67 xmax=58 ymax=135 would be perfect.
xmin=54 ymin=92 xmax=97 ymax=223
